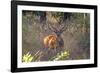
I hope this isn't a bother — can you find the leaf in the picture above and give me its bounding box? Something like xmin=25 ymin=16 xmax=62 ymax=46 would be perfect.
xmin=51 ymin=50 xmax=70 ymax=61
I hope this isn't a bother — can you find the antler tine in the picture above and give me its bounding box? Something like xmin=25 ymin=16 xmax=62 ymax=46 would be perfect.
xmin=59 ymin=18 xmax=71 ymax=33
xmin=47 ymin=23 xmax=58 ymax=33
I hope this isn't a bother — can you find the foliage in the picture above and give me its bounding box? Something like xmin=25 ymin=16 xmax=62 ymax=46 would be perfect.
xmin=22 ymin=52 xmax=33 ymax=63
xmin=50 ymin=50 xmax=70 ymax=61
xmin=22 ymin=50 xmax=43 ymax=63
xmin=32 ymin=50 xmax=43 ymax=62
xmin=22 ymin=10 xmax=90 ymax=62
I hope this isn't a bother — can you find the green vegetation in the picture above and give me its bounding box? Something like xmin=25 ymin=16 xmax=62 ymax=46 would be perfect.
xmin=22 ymin=10 xmax=90 ymax=62
xmin=50 ymin=50 xmax=70 ymax=61
xmin=22 ymin=50 xmax=43 ymax=62
xmin=22 ymin=52 xmax=33 ymax=63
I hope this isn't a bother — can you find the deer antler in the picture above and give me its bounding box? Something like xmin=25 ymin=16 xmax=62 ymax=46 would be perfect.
xmin=47 ymin=23 xmax=58 ymax=33
xmin=59 ymin=18 xmax=71 ymax=33
xmin=46 ymin=12 xmax=72 ymax=34
xmin=46 ymin=12 xmax=58 ymax=33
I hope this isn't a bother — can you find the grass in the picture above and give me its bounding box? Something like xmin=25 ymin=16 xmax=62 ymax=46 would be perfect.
xmin=50 ymin=50 xmax=70 ymax=61
xmin=22 ymin=49 xmax=70 ymax=63
xmin=22 ymin=52 xmax=33 ymax=63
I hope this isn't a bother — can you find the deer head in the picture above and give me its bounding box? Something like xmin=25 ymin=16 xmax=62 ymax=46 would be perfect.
xmin=47 ymin=13 xmax=71 ymax=37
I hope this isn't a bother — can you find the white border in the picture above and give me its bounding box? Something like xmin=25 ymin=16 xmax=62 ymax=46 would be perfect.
xmin=17 ymin=5 xmax=94 ymax=68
